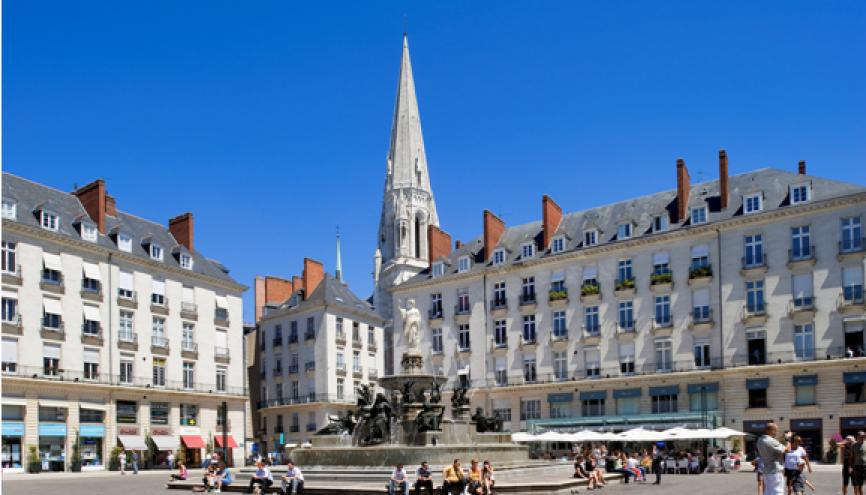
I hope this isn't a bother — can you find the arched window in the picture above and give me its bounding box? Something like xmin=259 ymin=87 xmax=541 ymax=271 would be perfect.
xmin=415 ymin=217 xmax=421 ymax=258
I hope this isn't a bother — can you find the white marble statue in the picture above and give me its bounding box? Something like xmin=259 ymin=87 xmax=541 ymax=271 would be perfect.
xmin=399 ymin=298 xmax=421 ymax=351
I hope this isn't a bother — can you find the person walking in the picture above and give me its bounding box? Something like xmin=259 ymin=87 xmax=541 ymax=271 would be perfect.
xmin=651 ymin=444 xmax=663 ymax=484
xmin=119 ymin=449 xmax=126 ymax=475
xmin=844 ymin=436 xmax=856 ymax=495
xmin=757 ymin=421 xmax=790 ymax=495
xmin=852 ymin=431 xmax=866 ymax=495
xmin=167 ymin=451 xmax=175 ymax=470
xmin=281 ymin=460 xmax=304 ymax=495
xmin=414 ymin=461 xmax=434 ymax=495
xmin=131 ymin=450 xmax=139 ymax=474
xmin=784 ymin=435 xmax=811 ymax=495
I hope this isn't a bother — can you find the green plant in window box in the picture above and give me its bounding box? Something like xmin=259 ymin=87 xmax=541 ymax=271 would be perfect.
xmin=650 ymin=272 xmax=672 ymax=285
xmin=27 ymin=444 xmax=41 ymax=474
xmin=689 ymin=265 xmax=713 ymax=279
xmin=615 ymin=278 xmax=635 ymax=291
xmin=548 ymin=290 xmax=568 ymax=301
xmin=580 ymin=283 xmax=600 ymax=296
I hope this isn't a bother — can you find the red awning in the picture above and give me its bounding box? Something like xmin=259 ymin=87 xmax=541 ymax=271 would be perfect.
xmin=180 ymin=435 xmax=205 ymax=449
xmin=214 ymin=435 xmax=238 ymax=448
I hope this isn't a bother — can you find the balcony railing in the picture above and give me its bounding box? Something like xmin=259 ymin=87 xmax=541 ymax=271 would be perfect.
xmin=272 ymin=368 xmax=282 ymax=377
xmin=288 ymin=334 xmax=298 ymax=344
xmin=306 ymin=423 xmax=317 ymax=432
xmin=215 ymin=346 xmax=230 ymax=359
xmin=454 ymin=303 xmax=471 ymax=315
xmin=689 ymin=263 xmax=713 ymax=280
xmin=490 ymin=298 xmax=508 ymax=311
xmin=614 ymin=278 xmax=635 ymax=292
xmin=691 ymin=307 xmax=713 ymax=324
xmin=790 ymin=297 xmax=815 ymax=311
xmin=519 ymin=294 xmax=537 ymax=306
xmin=118 ymin=332 xmax=137 ymax=344
xmin=842 ymin=286 xmax=865 ymax=305
xmin=548 ymin=288 xmax=568 ymax=302
xmin=287 ymin=365 xmax=299 ymax=374
xmin=304 ymin=362 xmax=316 ymax=372
xmin=617 ymin=319 xmax=635 ymax=332
xmin=181 ymin=341 xmax=198 ymax=352
xmin=304 ymin=330 xmax=315 ymax=341
xmin=582 ymin=324 xmax=601 ymax=336
xmin=180 ymin=302 xmax=198 ymax=318
xmin=151 ymin=336 xmax=169 ymax=348
xmin=272 ymin=337 xmax=283 ymax=347
xmin=650 ymin=271 xmax=672 ymax=286
xmin=255 ymin=393 xmax=355 ymax=409
xmin=652 ymin=316 xmax=673 ymax=328
xmin=428 ymin=307 xmax=444 ymax=319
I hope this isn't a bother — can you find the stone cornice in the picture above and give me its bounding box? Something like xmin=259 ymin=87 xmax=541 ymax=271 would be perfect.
xmin=2 ymin=376 xmax=248 ymax=401
xmin=3 ymin=220 xmax=247 ymax=293
xmin=393 ymin=191 xmax=866 ymax=293
xmin=259 ymin=298 xmax=386 ymax=327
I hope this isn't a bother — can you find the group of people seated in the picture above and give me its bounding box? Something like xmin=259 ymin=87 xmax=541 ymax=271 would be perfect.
xmin=247 ymin=458 xmax=304 ymax=494
xmin=389 ymin=458 xmax=495 ymax=495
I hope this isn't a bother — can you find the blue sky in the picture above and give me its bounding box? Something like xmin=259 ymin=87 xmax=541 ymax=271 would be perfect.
xmin=4 ymin=1 xmax=865 ymax=322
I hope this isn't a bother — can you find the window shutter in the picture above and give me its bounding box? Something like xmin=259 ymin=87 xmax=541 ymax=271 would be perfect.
xmin=182 ymin=287 xmax=195 ymax=304
xmin=216 ymin=330 xmax=228 ymax=348
xmin=692 ymin=288 xmax=710 ymax=307
xmin=792 ymin=274 xmax=812 ymax=298
xmin=495 ymin=356 xmax=506 ymax=370
xmin=152 ymin=279 xmax=166 ymax=296
xmin=42 ymin=253 xmax=63 ymax=271
xmin=2 ymin=338 xmax=18 ymax=363
xmin=82 ymin=262 xmax=101 ymax=281
xmin=43 ymin=344 xmax=61 ymax=359
xmin=83 ymin=348 xmax=100 ymax=364
xmin=843 ymin=267 xmax=864 ymax=286
xmin=691 ymin=245 xmax=710 ymax=258
xmin=118 ymin=271 xmax=134 ymax=291
xmin=619 ymin=341 xmax=635 ymax=360
xmin=42 ymin=298 xmax=63 ymax=315
xmin=582 ymin=267 xmax=598 ymax=280
xmin=652 ymin=252 xmax=670 ymax=264
xmin=83 ymin=305 xmax=102 ymax=322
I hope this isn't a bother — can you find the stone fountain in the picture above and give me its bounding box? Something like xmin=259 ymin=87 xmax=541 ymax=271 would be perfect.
xmin=289 ymin=299 xmax=528 ymax=467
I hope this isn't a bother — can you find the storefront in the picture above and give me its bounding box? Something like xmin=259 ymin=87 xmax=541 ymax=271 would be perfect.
xmin=841 ymin=416 xmax=866 ymax=439
xmin=79 ymin=424 xmax=105 ymax=469
xmin=150 ymin=433 xmax=179 ymax=467
xmin=180 ymin=435 xmax=205 ymax=467
xmin=1 ymin=421 xmax=25 ymax=471
xmin=214 ymin=434 xmax=239 ymax=467
xmin=743 ymin=419 xmax=770 ymax=459
xmin=38 ymin=423 xmax=67 ymax=472
xmin=789 ymin=418 xmax=822 ymax=461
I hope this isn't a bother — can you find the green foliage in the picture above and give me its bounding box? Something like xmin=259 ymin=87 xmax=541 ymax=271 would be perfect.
xmin=27 ymin=444 xmax=41 ymax=473
xmin=580 ymin=283 xmax=600 ymax=296
xmin=109 ymin=445 xmax=123 ymax=471
xmin=548 ymin=289 xmax=568 ymax=301
xmin=650 ymin=272 xmax=672 ymax=285
xmin=70 ymin=431 xmax=82 ymax=472
xmin=175 ymin=447 xmax=186 ymax=466
xmin=615 ymin=278 xmax=635 ymax=291
xmin=689 ymin=265 xmax=713 ymax=279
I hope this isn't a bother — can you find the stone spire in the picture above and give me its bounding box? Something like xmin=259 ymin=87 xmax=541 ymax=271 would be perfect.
xmin=335 ymin=226 xmax=343 ymax=283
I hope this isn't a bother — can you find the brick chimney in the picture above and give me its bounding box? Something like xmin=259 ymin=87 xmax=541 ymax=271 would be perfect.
xmin=719 ymin=150 xmax=729 ymax=210
xmin=105 ymin=195 xmax=117 ymax=217
xmin=302 ymin=258 xmax=324 ymax=299
xmin=254 ymin=275 xmax=294 ymax=322
xmin=73 ymin=179 xmax=107 ymax=234
xmin=676 ymin=158 xmax=690 ymax=222
xmin=542 ymin=195 xmax=563 ymax=250
xmin=291 ymin=275 xmax=303 ymax=294
xmin=798 ymin=160 xmax=806 ymax=175
xmin=455 ymin=240 xmax=462 ymax=249
xmin=483 ymin=210 xmax=506 ymax=263
xmin=169 ymin=212 xmax=194 ymax=251
xmin=427 ymin=225 xmax=452 ymax=267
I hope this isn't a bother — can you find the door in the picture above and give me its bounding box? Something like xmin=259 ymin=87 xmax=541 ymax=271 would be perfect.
xmin=748 ymin=339 xmax=766 ymax=365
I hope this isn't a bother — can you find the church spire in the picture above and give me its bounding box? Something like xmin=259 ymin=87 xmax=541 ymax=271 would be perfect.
xmin=335 ymin=226 xmax=343 ymax=283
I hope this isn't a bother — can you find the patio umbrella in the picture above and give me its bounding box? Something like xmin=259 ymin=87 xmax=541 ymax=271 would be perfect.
xmin=617 ymin=427 xmax=667 ymax=442
xmin=710 ymin=427 xmax=747 ymax=439
xmin=511 ymin=432 xmax=537 ymax=443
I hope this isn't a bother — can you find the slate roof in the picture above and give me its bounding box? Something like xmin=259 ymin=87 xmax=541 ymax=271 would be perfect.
xmin=265 ymin=274 xmax=383 ymax=323
xmin=416 ymin=168 xmax=866 ymax=281
xmin=2 ymin=172 xmax=240 ymax=286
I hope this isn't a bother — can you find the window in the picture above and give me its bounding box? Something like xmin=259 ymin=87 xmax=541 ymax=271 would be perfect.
xmin=617 ymin=259 xmax=633 ymax=283
xmin=553 ymin=350 xmax=567 ymax=380
xmin=149 ymin=243 xmax=163 ymax=261
xmin=120 ymin=358 xmax=133 ymax=384
xmin=794 ymin=378 xmax=816 ymax=406
xmin=522 ymin=315 xmax=536 ymax=343
xmin=582 ymin=398 xmax=605 ymax=417
xmin=619 ymin=342 xmax=635 ymax=375
xmin=367 ymin=326 xmax=375 ymax=347
xmin=654 ymin=295 xmax=671 ymax=326
xmin=846 ymin=378 xmax=864 ymax=404
xmin=617 ymin=301 xmax=634 ymax=331
xmin=431 ymin=328 xmax=442 ymax=353
xmin=494 ymin=320 xmax=507 ymax=347
xmin=144 ymin=402 xmax=167 ymax=426
xmin=42 ymin=300 xmax=62 ymax=329
xmin=523 ymin=356 xmax=537 ymax=383
xmin=40 ymin=210 xmax=59 ymax=231
xmin=180 ymin=404 xmax=198 ymax=426
xmin=793 ymin=324 xmax=814 ymax=360
xmin=457 ymin=289 xmax=470 ymax=313
xmin=458 ymin=256 xmax=471 ymax=273
xmin=584 ymin=230 xmax=598 ymax=247
xmin=585 ymin=349 xmax=600 ymax=378
xmin=1 ymin=241 xmax=15 ymax=274
xmin=521 ymin=277 xmax=535 ymax=303
xmin=1 ymin=199 xmax=16 ymax=220
xmin=748 ymin=388 xmax=768 ymax=408
xmin=181 ymin=323 xmax=195 ymax=352
xmin=352 ymin=351 xmax=361 ymax=372
xmin=492 ymin=249 xmax=505 ymax=265
xmin=843 ymin=267 xmax=864 ymax=302
xmin=118 ymin=271 xmax=135 ymax=299
xmin=689 ymin=389 xmax=719 ymax=412
xmin=306 ymin=317 xmax=315 ymax=338
xmin=551 ymin=236 xmax=565 ymax=253
xmin=182 ymin=362 xmax=195 ymax=389
xmin=520 ymin=399 xmax=541 ymax=420
xmin=336 ymin=351 xmax=345 ymax=370
xmin=521 ymin=242 xmax=535 ymax=259
xmin=180 ymin=253 xmax=193 ymax=270
xmin=336 ymin=317 xmax=344 ymax=338
xmin=549 ymin=400 xmax=571 ymax=419
xmin=494 ymin=357 xmax=507 ymax=386
xmin=552 ymin=310 xmax=567 ymax=338
xmin=691 ymin=206 xmax=707 ymax=225
xmin=584 ymin=306 xmax=599 ymax=334
xmin=694 ymin=341 xmax=711 ymax=368
xmin=337 ymin=378 xmax=345 ymax=400
xmin=431 ymin=262 xmax=444 ymax=277
xmin=653 ymin=215 xmax=669 ymax=232
xmin=117 ymin=232 xmax=132 ymax=252
xmin=652 ymin=394 xmax=678 ymax=413
xmin=744 ymin=234 xmax=764 ymax=266
xmin=691 ymin=245 xmax=710 ymax=271
xmin=791 ymin=226 xmax=811 ymax=259
xmin=790 ymin=183 xmax=810 ymax=204
xmin=457 ymin=324 xmax=470 ymax=351
xmin=2 ymin=338 xmax=18 ymax=373
xmin=617 ymin=223 xmax=632 ymax=240
xmin=655 ymin=339 xmax=673 ymax=372
xmin=551 ymin=272 xmax=565 ymax=293
xmin=83 ymin=349 xmax=99 ymax=380
xmin=744 ymin=193 xmax=763 ymax=214
xmin=617 ymin=396 xmax=640 ymax=415
xmin=42 ymin=344 xmax=60 ymax=376
xmin=291 ymin=381 xmax=300 ymax=400
xmin=116 ymin=401 xmax=137 ymax=424
xmin=746 ymin=280 xmax=765 ymax=314
xmin=39 ymin=406 xmax=66 ymax=422
xmin=493 ymin=281 xmax=506 ymax=307
xmin=430 ymin=293 xmax=443 ymax=318
xmin=841 ymin=217 xmax=862 ymax=251
xmin=152 ymin=357 xmax=166 ymax=386
xmin=79 ymin=408 xmax=104 ymax=423
xmin=2 ymin=297 xmax=18 ymax=324
xmin=653 ymin=253 xmax=671 ymax=276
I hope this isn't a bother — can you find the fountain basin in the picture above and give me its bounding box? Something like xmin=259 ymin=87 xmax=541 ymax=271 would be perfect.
xmin=289 ymin=441 xmax=529 ymax=467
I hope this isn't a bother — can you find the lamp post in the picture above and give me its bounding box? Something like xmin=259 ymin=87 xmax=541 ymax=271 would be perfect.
xmin=220 ymin=401 xmax=228 ymax=464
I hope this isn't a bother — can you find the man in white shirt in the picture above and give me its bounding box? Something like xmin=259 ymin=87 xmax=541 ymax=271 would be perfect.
xmin=248 ymin=460 xmax=274 ymax=493
xmin=281 ymin=460 xmax=304 ymax=495
xmin=757 ymin=422 xmax=789 ymax=495
xmin=389 ymin=463 xmax=409 ymax=495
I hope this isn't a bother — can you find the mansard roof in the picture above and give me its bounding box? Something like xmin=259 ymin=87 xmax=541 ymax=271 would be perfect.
xmin=264 ymin=274 xmax=384 ymax=324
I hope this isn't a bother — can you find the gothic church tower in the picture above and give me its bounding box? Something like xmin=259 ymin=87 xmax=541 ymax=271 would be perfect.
xmin=374 ymin=34 xmax=439 ymax=341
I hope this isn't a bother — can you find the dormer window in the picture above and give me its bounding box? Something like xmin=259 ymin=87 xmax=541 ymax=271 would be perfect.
xmin=431 ymin=261 xmax=444 ymax=277
xmin=790 ymin=183 xmax=811 ymax=205
xmin=457 ymin=255 xmax=471 ymax=273
xmin=117 ymin=233 xmax=132 ymax=253
xmin=150 ymin=243 xmax=163 ymax=261
xmin=40 ymin=210 xmax=59 ymax=231
xmin=617 ymin=223 xmax=632 ymax=240
xmin=492 ymin=249 xmax=505 ymax=266
xmin=81 ymin=222 xmax=98 ymax=242
xmin=744 ymin=193 xmax=763 ymax=214
xmin=180 ymin=253 xmax=193 ymax=270
xmin=584 ymin=230 xmax=598 ymax=247
xmin=653 ymin=215 xmax=669 ymax=233
xmin=551 ymin=236 xmax=565 ymax=254
xmin=691 ymin=206 xmax=708 ymax=225
xmin=521 ymin=242 xmax=535 ymax=259
xmin=1 ymin=199 xmax=16 ymax=220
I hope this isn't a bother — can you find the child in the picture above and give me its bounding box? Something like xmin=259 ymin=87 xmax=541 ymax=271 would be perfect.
xmin=791 ymin=458 xmax=816 ymax=494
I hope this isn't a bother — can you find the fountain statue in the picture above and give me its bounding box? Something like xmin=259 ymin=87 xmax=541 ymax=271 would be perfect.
xmin=315 ymin=410 xmax=357 ymax=436
xmin=471 ymin=408 xmax=504 ymax=433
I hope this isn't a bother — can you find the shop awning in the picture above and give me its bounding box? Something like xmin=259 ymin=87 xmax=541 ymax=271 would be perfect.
xmin=151 ymin=435 xmax=180 ymax=450
xmin=214 ymin=435 xmax=238 ymax=448
xmin=181 ymin=435 xmax=205 ymax=449
xmin=117 ymin=435 xmax=147 ymax=450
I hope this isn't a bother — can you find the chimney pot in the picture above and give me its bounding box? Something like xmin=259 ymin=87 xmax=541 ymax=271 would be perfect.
xmin=168 ymin=212 xmax=194 ymax=251
xmin=302 ymin=258 xmax=324 ymax=300
xmin=483 ymin=210 xmax=506 ymax=263
xmin=427 ymin=225 xmax=452 ymax=267
xmin=676 ymin=158 xmax=691 ymax=222
xmin=798 ymin=160 xmax=806 ymax=175
xmin=542 ymin=195 xmax=563 ymax=250
xmin=719 ymin=150 xmax=729 ymax=210
xmin=73 ymin=179 xmax=107 ymax=234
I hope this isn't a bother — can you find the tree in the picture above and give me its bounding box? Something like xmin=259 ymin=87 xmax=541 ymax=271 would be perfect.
xmin=26 ymin=445 xmax=40 ymax=474
xmin=70 ymin=430 xmax=82 ymax=472
xmin=108 ymin=446 xmax=123 ymax=471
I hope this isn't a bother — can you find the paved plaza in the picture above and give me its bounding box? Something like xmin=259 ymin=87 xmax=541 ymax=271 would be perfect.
xmin=0 ymin=465 xmax=847 ymax=495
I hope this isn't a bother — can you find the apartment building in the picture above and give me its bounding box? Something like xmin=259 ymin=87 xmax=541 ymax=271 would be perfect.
xmin=1 ymin=173 xmax=247 ymax=471
xmin=390 ymin=156 xmax=866 ymax=460
xmin=252 ymin=259 xmax=385 ymax=453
